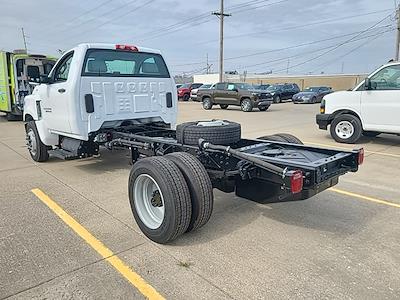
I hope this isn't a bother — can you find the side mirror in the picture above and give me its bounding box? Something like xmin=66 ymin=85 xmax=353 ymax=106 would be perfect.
xmin=364 ymin=78 xmax=371 ymax=90
xmin=40 ymin=75 xmax=51 ymax=84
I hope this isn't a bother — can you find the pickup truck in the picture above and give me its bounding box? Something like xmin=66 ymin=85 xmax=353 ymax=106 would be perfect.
xmin=197 ymin=82 xmax=273 ymax=112
xmin=316 ymin=62 xmax=400 ymax=143
xmin=23 ymin=43 xmax=363 ymax=244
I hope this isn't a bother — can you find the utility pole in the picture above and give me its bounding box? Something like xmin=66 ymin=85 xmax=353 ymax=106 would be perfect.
xmin=396 ymin=4 xmax=400 ymax=61
xmin=286 ymin=59 xmax=290 ymax=74
xmin=212 ymin=0 xmax=231 ymax=82
xmin=21 ymin=27 xmax=28 ymax=52
xmin=206 ymin=53 xmax=213 ymax=74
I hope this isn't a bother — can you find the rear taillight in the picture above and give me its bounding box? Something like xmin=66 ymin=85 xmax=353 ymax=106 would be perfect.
xmin=115 ymin=44 xmax=138 ymax=51
xmin=290 ymin=170 xmax=303 ymax=194
xmin=357 ymin=148 xmax=364 ymax=165
xmin=320 ymin=99 xmax=325 ymax=114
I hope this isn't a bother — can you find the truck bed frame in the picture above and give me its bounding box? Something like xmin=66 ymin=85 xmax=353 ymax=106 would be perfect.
xmin=95 ymin=124 xmax=362 ymax=203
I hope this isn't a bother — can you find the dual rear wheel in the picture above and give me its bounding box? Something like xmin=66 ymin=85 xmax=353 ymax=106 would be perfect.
xmin=129 ymin=153 xmax=214 ymax=244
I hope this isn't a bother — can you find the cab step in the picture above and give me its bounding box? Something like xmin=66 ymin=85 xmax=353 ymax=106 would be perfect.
xmin=48 ymin=149 xmax=79 ymax=160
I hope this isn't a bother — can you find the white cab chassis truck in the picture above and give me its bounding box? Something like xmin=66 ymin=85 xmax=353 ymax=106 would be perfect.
xmin=24 ymin=43 xmax=363 ymax=243
xmin=316 ymin=62 xmax=400 ymax=143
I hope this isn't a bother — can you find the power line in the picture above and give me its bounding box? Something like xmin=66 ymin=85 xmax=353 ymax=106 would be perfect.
xmin=136 ymin=0 xmax=287 ymax=42
xmin=170 ymin=25 xmax=392 ymax=67
xmin=55 ymin=0 xmax=140 ymax=38
xmin=195 ymin=8 xmax=394 ymax=46
xmin=134 ymin=0 xmax=275 ymax=41
xmin=69 ymin=0 xmax=155 ymax=42
xmin=310 ymin=31 xmax=390 ymax=73
xmin=231 ymin=28 xmax=395 ymax=72
xmin=270 ymin=17 xmax=394 ymax=74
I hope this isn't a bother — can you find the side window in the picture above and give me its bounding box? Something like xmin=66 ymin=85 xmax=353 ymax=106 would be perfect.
xmin=53 ymin=52 xmax=73 ymax=82
xmin=370 ymin=65 xmax=400 ymax=90
xmin=227 ymin=83 xmax=236 ymax=91
xmin=215 ymin=83 xmax=225 ymax=90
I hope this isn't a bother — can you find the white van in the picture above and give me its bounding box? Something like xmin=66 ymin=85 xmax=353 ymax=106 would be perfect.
xmin=316 ymin=62 xmax=400 ymax=143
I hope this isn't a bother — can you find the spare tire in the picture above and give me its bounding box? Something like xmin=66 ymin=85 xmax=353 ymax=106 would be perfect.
xmin=176 ymin=120 xmax=241 ymax=146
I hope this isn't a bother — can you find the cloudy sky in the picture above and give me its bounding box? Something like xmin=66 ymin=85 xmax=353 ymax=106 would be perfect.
xmin=0 ymin=0 xmax=397 ymax=75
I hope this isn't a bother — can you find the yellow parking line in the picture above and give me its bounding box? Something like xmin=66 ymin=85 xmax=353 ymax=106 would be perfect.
xmin=305 ymin=141 xmax=400 ymax=158
xmin=330 ymin=188 xmax=400 ymax=209
xmin=31 ymin=188 xmax=165 ymax=300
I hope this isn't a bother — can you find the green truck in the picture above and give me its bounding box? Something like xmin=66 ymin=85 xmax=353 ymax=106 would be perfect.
xmin=0 ymin=50 xmax=56 ymax=120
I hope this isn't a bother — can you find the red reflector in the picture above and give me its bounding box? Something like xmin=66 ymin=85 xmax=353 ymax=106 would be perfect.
xmin=115 ymin=44 xmax=138 ymax=51
xmin=291 ymin=170 xmax=303 ymax=194
xmin=358 ymin=148 xmax=364 ymax=165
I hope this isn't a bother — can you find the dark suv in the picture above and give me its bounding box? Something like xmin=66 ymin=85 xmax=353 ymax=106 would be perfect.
xmin=266 ymin=83 xmax=300 ymax=103
xmin=197 ymin=82 xmax=273 ymax=112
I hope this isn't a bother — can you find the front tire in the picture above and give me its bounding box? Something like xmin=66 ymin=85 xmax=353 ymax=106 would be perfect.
xmin=129 ymin=157 xmax=192 ymax=244
xmin=258 ymin=106 xmax=268 ymax=111
xmin=273 ymin=95 xmax=281 ymax=103
xmin=202 ymin=97 xmax=213 ymax=110
xmin=25 ymin=121 xmax=49 ymax=162
xmin=241 ymin=98 xmax=253 ymax=112
xmin=330 ymin=114 xmax=362 ymax=144
xmin=183 ymin=94 xmax=190 ymax=101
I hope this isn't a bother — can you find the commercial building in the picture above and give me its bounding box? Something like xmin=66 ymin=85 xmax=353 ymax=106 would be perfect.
xmin=194 ymin=73 xmax=368 ymax=91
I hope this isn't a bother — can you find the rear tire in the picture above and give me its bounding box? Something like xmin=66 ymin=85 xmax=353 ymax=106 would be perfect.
xmin=219 ymin=104 xmax=229 ymax=109
xmin=274 ymin=133 xmax=303 ymax=144
xmin=258 ymin=107 xmax=268 ymax=111
xmin=129 ymin=157 xmax=192 ymax=244
xmin=25 ymin=121 xmax=49 ymax=162
xmin=202 ymin=97 xmax=213 ymax=110
xmin=6 ymin=113 xmax=22 ymax=121
xmin=183 ymin=94 xmax=190 ymax=101
xmin=257 ymin=134 xmax=286 ymax=142
xmin=311 ymin=97 xmax=317 ymax=104
xmin=166 ymin=152 xmax=213 ymax=232
xmin=330 ymin=114 xmax=362 ymax=144
xmin=241 ymin=98 xmax=253 ymax=112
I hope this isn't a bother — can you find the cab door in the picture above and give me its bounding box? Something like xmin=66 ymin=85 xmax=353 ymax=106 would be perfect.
xmin=213 ymin=83 xmax=227 ymax=103
xmin=361 ymin=64 xmax=400 ymax=132
xmin=41 ymin=51 xmax=74 ymax=134
xmin=225 ymin=83 xmax=240 ymax=104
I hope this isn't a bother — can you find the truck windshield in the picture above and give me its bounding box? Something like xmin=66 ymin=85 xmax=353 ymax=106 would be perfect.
xmin=82 ymin=49 xmax=170 ymax=78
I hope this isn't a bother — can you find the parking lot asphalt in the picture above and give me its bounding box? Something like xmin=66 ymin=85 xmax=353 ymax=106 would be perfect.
xmin=1 ymin=102 xmax=400 ymax=299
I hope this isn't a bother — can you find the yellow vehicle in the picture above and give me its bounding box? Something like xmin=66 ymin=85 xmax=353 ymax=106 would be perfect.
xmin=0 ymin=50 xmax=56 ymax=120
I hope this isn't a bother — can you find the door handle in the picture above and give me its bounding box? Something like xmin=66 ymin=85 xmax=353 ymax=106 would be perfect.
xmin=58 ymin=88 xmax=66 ymax=93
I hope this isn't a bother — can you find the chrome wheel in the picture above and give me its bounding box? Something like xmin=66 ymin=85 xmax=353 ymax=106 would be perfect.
xmin=335 ymin=121 xmax=354 ymax=140
xmin=26 ymin=128 xmax=37 ymax=157
xmin=202 ymin=98 xmax=212 ymax=110
xmin=241 ymin=100 xmax=252 ymax=112
xmin=133 ymin=174 xmax=165 ymax=229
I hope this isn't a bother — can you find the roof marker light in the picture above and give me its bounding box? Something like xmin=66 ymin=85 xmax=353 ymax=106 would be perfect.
xmin=115 ymin=44 xmax=138 ymax=52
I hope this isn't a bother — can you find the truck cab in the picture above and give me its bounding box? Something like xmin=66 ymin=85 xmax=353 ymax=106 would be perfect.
xmin=316 ymin=62 xmax=400 ymax=143
xmin=23 ymin=43 xmax=177 ymax=161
